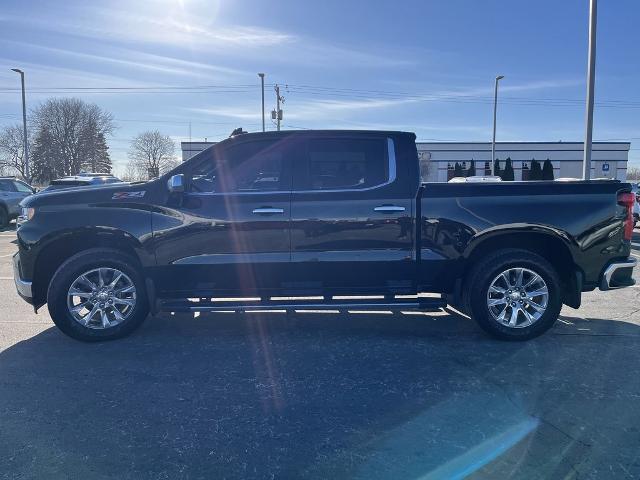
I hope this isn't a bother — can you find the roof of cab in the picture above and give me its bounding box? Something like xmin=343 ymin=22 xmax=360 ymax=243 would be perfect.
xmin=225 ymin=129 xmax=416 ymax=141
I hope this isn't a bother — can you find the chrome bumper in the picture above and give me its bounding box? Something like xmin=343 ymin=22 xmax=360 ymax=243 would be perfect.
xmin=600 ymin=257 xmax=637 ymax=290
xmin=12 ymin=252 xmax=33 ymax=301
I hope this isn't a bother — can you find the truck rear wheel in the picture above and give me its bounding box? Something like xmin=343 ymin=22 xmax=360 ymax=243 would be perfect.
xmin=465 ymin=249 xmax=562 ymax=340
xmin=47 ymin=248 xmax=149 ymax=342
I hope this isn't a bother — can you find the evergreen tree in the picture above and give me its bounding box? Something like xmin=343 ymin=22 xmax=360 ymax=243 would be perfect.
xmin=85 ymin=132 xmax=112 ymax=173
xmin=542 ymin=159 xmax=554 ymax=180
xmin=467 ymin=159 xmax=476 ymax=177
xmin=503 ymin=157 xmax=515 ymax=181
xmin=493 ymin=159 xmax=501 ymax=177
xmin=30 ymin=128 xmax=61 ymax=184
xmin=530 ymin=159 xmax=542 ymax=180
xmin=453 ymin=162 xmax=464 ymax=177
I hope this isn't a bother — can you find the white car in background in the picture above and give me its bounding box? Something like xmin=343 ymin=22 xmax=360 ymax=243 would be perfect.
xmin=632 ymin=184 xmax=640 ymax=228
xmin=448 ymin=176 xmax=502 ymax=183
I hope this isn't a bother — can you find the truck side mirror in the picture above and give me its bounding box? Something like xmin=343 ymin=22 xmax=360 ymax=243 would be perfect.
xmin=167 ymin=174 xmax=185 ymax=194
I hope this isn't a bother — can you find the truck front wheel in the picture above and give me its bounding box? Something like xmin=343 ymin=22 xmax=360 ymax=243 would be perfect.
xmin=466 ymin=249 xmax=563 ymax=340
xmin=47 ymin=248 xmax=149 ymax=342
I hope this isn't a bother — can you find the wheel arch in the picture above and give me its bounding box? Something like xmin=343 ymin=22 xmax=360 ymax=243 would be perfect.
xmin=462 ymin=226 xmax=582 ymax=308
xmin=31 ymin=228 xmax=149 ymax=307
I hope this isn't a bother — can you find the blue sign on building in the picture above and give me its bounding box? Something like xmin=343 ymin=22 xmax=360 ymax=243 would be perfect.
xmin=602 ymin=163 xmax=610 ymax=172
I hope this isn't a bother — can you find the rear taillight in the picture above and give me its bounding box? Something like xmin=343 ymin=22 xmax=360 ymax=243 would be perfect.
xmin=618 ymin=192 xmax=635 ymax=241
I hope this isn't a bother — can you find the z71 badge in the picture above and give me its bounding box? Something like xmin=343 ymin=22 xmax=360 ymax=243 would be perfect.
xmin=112 ymin=191 xmax=146 ymax=200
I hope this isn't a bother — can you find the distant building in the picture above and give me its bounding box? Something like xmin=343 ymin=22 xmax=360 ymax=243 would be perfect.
xmin=181 ymin=139 xmax=631 ymax=182
xmin=418 ymin=142 xmax=630 ymax=182
xmin=181 ymin=141 xmax=216 ymax=161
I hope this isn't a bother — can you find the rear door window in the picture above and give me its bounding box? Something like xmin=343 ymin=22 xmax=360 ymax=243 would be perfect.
xmin=296 ymin=137 xmax=388 ymax=191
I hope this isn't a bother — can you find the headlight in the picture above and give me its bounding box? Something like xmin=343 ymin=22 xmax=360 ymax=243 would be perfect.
xmin=21 ymin=207 xmax=35 ymax=221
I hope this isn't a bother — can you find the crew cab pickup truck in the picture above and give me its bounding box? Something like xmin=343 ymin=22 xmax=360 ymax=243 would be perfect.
xmin=13 ymin=130 xmax=636 ymax=342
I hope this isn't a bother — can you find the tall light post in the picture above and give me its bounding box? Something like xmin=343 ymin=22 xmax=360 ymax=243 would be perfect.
xmin=258 ymin=73 xmax=265 ymax=132
xmin=491 ymin=75 xmax=504 ymax=176
xmin=582 ymin=0 xmax=597 ymax=180
xmin=11 ymin=68 xmax=28 ymax=181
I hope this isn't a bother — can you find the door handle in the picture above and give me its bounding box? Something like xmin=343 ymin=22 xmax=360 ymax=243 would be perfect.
xmin=252 ymin=207 xmax=284 ymax=215
xmin=374 ymin=205 xmax=406 ymax=213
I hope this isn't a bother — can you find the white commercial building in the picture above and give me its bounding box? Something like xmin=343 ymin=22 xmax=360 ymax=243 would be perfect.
xmin=181 ymin=140 xmax=631 ymax=182
xmin=418 ymin=141 xmax=630 ymax=182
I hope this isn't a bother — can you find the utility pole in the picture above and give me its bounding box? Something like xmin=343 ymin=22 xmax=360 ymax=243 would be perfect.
xmin=583 ymin=0 xmax=598 ymax=180
xmin=272 ymin=84 xmax=284 ymax=131
xmin=258 ymin=73 xmax=265 ymax=132
xmin=491 ymin=75 xmax=504 ymax=176
xmin=11 ymin=68 xmax=28 ymax=181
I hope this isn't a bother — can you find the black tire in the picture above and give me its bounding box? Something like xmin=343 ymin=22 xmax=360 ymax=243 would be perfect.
xmin=0 ymin=206 xmax=8 ymax=229
xmin=47 ymin=248 xmax=149 ymax=342
xmin=465 ymin=248 xmax=562 ymax=341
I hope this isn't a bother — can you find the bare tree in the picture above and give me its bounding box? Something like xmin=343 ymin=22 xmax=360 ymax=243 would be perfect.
xmin=627 ymin=166 xmax=640 ymax=182
xmin=30 ymin=98 xmax=114 ymax=183
xmin=120 ymin=160 xmax=146 ymax=182
xmin=127 ymin=131 xmax=177 ymax=180
xmin=0 ymin=124 xmax=32 ymax=180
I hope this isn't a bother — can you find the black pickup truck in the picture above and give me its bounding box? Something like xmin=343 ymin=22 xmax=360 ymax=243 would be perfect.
xmin=13 ymin=130 xmax=636 ymax=341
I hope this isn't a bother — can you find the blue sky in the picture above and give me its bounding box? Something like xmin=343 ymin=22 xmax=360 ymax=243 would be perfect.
xmin=0 ymin=0 xmax=638 ymax=174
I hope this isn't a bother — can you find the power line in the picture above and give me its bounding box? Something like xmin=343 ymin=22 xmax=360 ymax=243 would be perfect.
xmin=0 ymin=81 xmax=638 ymax=108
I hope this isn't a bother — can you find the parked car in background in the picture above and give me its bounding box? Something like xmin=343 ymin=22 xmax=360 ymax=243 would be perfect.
xmin=0 ymin=177 xmax=36 ymax=228
xmin=448 ymin=176 xmax=502 ymax=183
xmin=632 ymin=183 xmax=640 ymax=227
xmin=16 ymin=174 xmax=123 ymax=229
xmin=38 ymin=174 xmax=122 ymax=193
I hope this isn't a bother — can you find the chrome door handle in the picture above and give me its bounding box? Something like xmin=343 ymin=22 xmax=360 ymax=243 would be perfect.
xmin=374 ymin=205 xmax=406 ymax=213
xmin=252 ymin=207 xmax=284 ymax=215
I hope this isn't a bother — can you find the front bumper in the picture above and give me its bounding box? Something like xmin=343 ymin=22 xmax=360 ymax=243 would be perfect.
xmin=600 ymin=257 xmax=637 ymax=290
xmin=12 ymin=252 xmax=33 ymax=303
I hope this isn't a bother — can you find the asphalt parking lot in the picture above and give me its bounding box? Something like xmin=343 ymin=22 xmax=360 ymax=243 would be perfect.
xmin=1 ymin=225 xmax=640 ymax=480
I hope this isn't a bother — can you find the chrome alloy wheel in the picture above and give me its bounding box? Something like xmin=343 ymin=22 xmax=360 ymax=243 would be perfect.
xmin=486 ymin=267 xmax=549 ymax=328
xmin=67 ymin=267 xmax=137 ymax=329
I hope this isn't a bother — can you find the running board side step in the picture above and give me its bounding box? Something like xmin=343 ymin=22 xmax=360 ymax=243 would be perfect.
xmin=160 ymin=297 xmax=446 ymax=313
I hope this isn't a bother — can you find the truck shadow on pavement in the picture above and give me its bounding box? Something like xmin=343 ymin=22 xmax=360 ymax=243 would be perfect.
xmin=1 ymin=310 xmax=639 ymax=479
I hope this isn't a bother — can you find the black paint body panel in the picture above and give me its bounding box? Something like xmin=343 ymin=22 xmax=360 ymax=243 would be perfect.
xmin=15 ymin=130 xmax=631 ymax=307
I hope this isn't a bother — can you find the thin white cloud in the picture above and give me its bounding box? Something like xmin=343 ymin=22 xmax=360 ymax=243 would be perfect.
xmin=188 ymin=107 xmax=259 ymax=121
xmin=5 ymin=40 xmax=249 ymax=79
xmin=0 ymin=5 xmax=413 ymax=70
xmin=0 ymin=10 xmax=293 ymax=50
xmin=0 ymin=60 xmax=152 ymax=91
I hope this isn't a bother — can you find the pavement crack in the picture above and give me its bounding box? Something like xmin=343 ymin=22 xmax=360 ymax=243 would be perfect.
xmin=531 ymin=415 xmax=592 ymax=448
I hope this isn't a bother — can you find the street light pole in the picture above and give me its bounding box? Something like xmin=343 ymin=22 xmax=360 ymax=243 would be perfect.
xmin=258 ymin=73 xmax=265 ymax=132
xmin=582 ymin=0 xmax=597 ymax=180
xmin=491 ymin=75 xmax=504 ymax=176
xmin=11 ymin=68 xmax=28 ymax=181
